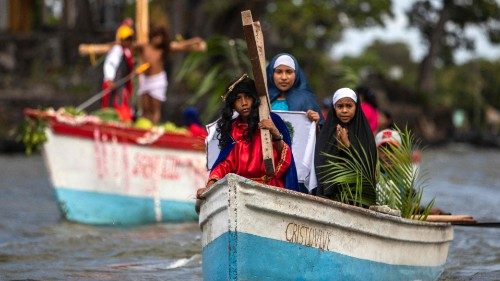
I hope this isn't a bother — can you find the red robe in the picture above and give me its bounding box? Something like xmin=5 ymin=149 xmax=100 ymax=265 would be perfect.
xmin=101 ymin=47 xmax=134 ymax=122
xmin=209 ymin=119 xmax=292 ymax=188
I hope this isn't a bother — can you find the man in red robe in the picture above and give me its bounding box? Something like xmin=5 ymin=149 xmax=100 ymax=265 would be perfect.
xmin=196 ymin=74 xmax=298 ymax=199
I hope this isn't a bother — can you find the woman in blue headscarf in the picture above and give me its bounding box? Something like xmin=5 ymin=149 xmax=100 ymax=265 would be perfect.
xmin=266 ymin=53 xmax=323 ymax=125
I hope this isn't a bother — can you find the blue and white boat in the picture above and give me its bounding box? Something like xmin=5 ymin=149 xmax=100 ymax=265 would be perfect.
xmin=198 ymin=173 xmax=454 ymax=281
xmin=27 ymin=108 xmax=207 ymax=225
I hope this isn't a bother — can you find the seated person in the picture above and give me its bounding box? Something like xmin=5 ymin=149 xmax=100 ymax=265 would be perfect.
xmin=314 ymin=88 xmax=377 ymax=205
xmin=182 ymin=106 xmax=207 ymax=138
xmin=196 ymin=74 xmax=298 ymax=199
xmin=376 ymin=129 xmax=449 ymax=215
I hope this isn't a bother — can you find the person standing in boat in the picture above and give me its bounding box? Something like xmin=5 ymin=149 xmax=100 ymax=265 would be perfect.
xmin=314 ymin=87 xmax=377 ymax=204
xmin=102 ymin=22 xmax=135 ymax=122
xmin=266 ymin=53 xmax=323 ymax=125
xmin=196 ymin=74 xmax=299 ymax=199
xmin=136 ymin=26 xmax=206 ymax=124
xmin=135 ymin=26 xmax=170 ymax=124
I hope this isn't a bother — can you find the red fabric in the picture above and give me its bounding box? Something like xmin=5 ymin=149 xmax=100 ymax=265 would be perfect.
xmin=101 ymin=47 xmax=134 ymax=121
xmin=361 ymin=102 xmax=378 ymax=133
xmin=101 ymin=80 xmax=112 ymax=108
xmin=209 ymin=120 xmax=292 ymax=188
xmin=188 ymin=124 xmax=208 ymax=138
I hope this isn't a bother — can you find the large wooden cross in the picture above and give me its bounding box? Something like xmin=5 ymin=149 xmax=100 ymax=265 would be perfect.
xmin=241 ymin=10 xmax=275 ymax=177
xmin=78 ymin=0 xmax=206 ymax=59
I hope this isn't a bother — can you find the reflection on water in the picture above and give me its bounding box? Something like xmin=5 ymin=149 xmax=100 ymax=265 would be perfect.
xmin=0 ymin=144 xmax=498 ymax=280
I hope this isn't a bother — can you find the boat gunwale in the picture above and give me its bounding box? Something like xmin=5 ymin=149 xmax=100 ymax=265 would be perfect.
xmin=200 ymin=173 xmax=452 ymax=230
xmin=24 ymin=108 xmax=206 ymax=152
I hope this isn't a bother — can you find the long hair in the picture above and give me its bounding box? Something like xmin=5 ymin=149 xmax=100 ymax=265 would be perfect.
xmin=216 ymin=76 xmax=260 ymax=149
xmin=149 ymin=25 xmax=171 ymax=58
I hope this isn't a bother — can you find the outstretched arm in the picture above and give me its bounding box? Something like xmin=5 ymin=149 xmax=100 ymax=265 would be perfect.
xmin=170 ymin=37 xmax=207 ymax=52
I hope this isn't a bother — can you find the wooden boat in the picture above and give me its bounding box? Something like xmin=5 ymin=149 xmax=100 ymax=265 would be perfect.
xmin=25 ymin=108 xmax=207 ymax=225
xmin=198 ymin=173 xmax=454 ymax=281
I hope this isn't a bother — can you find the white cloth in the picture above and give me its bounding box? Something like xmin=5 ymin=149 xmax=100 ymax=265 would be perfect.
xmin=332 ymin=87 xmax=357 ymax=105
xmin=205 ymin=110 xmax=317 ymax=192
xmin=103 ymin=45 xmax=124 ymax=81
xmin=273 ymin=54 xmax=296 ymax=70
xmin=138 ymin=71 xmax=168 ymax=102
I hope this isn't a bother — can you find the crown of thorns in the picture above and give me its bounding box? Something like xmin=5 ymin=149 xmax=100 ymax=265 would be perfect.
xmin=221 ymin=73 xmax=248 ymax=101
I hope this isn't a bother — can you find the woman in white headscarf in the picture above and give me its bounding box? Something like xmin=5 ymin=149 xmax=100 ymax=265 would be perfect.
xmin=314 ymin=88 xmax=377 ymax=205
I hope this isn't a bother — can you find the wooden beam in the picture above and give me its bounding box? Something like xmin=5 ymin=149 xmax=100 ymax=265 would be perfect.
xmin=135 ymin=0 xmax=149 ymax=45
xmin=78 ymin=39 xmax=207 ymax=57
xmin=241 ymin=10 xmax=275 ymax=177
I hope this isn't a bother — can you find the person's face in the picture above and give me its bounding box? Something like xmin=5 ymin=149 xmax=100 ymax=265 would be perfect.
xmin=273 ymin=65 xmax=296 ymax=93
xmin=233 ymin=92 xmax=254 ymax=119
xmin=378 ymin=144 xmax=397 ymax=168
xmin=334 ymin=97 xmax=356 ymax=124
xmin=122 ymin=36 xmax=134 ymax=48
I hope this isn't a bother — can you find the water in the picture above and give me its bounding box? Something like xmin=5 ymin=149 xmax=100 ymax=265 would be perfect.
xmin=0 ymin=144 xmax=499 ymax=280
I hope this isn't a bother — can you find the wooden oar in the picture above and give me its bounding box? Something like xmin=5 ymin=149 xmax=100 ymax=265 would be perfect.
xmin=422 ymin=215 xmax=475 ymax=222
xmin=413 ymin=214 xmax=500 ymax=227
xmin=76 ymin=63 xmax=150 ymax=111
xmin=453 ymin=222 xmax=500 ymax=227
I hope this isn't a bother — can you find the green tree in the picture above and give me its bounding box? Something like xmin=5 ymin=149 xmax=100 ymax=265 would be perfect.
xmin=408 ymin=0 xmax=500 ymax=96
xmin=176 ymin=0 xmax=393 ymax=114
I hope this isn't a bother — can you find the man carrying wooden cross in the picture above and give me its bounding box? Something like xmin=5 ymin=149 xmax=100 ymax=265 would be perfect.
xmin=196 ymin=74 xmax=298 ymax=199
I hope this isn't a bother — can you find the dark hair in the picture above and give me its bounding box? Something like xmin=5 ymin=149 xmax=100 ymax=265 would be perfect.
xmin=216 ymin=76 xmax=260 ymax=148
xmin=149 ymin=26 xmax=171 ymax=56
xmin=379 ymin=109 xmax=394 ymax=129
xmin=355 ymin=86 xmax=378 ymax=109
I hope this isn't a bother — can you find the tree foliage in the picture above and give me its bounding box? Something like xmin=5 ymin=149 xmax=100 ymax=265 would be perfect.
xmin=408 ymin=0 xmax=500 ymax=94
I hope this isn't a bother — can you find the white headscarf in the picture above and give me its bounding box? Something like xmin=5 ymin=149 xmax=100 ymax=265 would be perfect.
xmin=332 ymin=87 xmax=357 ymax=105
xmin=273 ymin=54 xmax=296 ymax=70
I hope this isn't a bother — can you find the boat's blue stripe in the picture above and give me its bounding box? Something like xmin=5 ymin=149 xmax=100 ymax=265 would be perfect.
xmin=203 ymin=231 xmax=444 ymax=281
xmin=54 ymin=187 xmax=197 ymax=225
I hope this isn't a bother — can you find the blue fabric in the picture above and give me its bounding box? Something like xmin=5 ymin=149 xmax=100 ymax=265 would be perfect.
xmin=271 ymin=99 xmax=289 ymax=111
xmin=211 ymin=112 xmax=300 ymax=192
xmin=267 ymin=53 xmax=324 ymax=125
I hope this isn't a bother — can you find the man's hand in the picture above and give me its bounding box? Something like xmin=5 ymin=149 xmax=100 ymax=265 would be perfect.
xmin=259 ymin=118 xmax=280 ymax=139
xmin=196 ymin=179 xmax=216 ymax=199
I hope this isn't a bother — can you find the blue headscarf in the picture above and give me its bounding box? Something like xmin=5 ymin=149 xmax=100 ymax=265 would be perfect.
xmin=266 ymin=53 xmax=324 ymax=125
xmin=211 ymin=112 xmax=300 ymax=192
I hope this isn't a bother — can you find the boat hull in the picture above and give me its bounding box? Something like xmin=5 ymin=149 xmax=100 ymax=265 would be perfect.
xmin=199 ymin=174 xmax=453 ymax=281
xmin=40 ymin=116 xmax=207 ymax=225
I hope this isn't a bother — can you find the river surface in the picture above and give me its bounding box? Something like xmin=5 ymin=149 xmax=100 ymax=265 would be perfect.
xmin=0 ymin=144 xmax=499 ymax=280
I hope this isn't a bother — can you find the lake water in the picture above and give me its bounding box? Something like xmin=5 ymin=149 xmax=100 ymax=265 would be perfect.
xmin=0 ymin=144 xmax=499 ymax=280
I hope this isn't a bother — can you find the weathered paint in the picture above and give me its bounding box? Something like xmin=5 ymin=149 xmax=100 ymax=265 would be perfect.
xmin=55 ymin=187 xmax=197 ymax=225
xmin=199 ymin=174 xmax=454 ymax=281
xmin=42 ymin=122 xmax=207 ymax=225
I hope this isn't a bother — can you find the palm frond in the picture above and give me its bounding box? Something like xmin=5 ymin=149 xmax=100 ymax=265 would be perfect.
xmin=376 ymin=126 xmax=434 ymax=219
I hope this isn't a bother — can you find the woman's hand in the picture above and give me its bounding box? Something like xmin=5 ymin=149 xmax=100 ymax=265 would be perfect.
xmin=306 ymin=110 xmax=320 ymax=122
xmin=259 ymin=119 xmax=281 ymax=140
xmin=336 ymin=124 xmax=350 ymax=148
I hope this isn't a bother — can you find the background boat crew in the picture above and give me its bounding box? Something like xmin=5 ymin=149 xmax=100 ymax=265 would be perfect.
xmin=196 ymin=75 xmax=298 ymax=199
xmin=314 ymin=87 xmax=377 ymax=204
xmin=182 ymin=106 xmax=207 ymax=138
xmin=136 ymin=26 xmax=206 ymax=124
xmin=356 ymin=86 xmax=379 ymax=134
xmin=102 ymin=23 xmax=135 ymax=122
xmin=266 ymin=53 xmax=323 ymax=125
xmin=136 ymin=26 xmax=170 ymax=124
